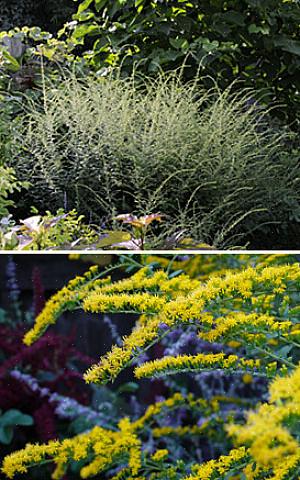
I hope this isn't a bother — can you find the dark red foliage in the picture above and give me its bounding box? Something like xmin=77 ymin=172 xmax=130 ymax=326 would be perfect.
xmin=0 ymin=320 xmax=96 ymax=443
xmin=33 ymin=403 xmax=57 ymax=442
xmin=0 ymin=324 xmax=25 ymax=356
xmin=0 ymin=326 xmax=94 ymax=379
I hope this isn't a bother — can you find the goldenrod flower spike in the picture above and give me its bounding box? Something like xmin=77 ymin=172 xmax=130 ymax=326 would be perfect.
xmin=0 ymin=393 xmax=219 ymax=479
xmin=11 ymin=258 xmax=300 ymax=480
xmin=1 ymin=424 xmax=142 ymax=480
xmin=134 ymin=353 xmax=264 ymax=379
xmin=23 ymin=266 xmax=200 ymax=347
xmin=227 ymin=362 xmax=300 ymax=477
xmin=183 ymin=447 xmax=248 ymax=480
xmin=83 ymin=263 xmax=300 ymax=384
xmin=23 ymin=265 xmax=105 ymax=345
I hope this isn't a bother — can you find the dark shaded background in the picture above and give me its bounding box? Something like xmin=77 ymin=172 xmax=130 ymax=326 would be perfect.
xmin=0 ymin=255 xmax=137 ymax=363
xmin=0 ymin=0 xmax=76 ymax=32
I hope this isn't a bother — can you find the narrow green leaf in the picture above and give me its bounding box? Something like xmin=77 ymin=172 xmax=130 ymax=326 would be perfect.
xmin=95 ymin=0 xmax=109 ymax=11
xmin=77 ymin=0 xmax=94 ymax=14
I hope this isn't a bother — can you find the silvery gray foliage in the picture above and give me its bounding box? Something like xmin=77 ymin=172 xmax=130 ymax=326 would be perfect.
xmin=10 ymin=370 xmax=107 ymax=424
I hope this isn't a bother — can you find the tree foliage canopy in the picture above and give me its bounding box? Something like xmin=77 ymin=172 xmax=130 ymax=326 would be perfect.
xmin=68 ymin=0 xmax=300 ymax=124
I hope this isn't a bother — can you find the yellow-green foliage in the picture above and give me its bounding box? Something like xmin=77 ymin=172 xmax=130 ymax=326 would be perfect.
xmin=0 ymin=165 xmax=29 ymax=217
xmin=3 ymin=255 xmax=300 ymax=480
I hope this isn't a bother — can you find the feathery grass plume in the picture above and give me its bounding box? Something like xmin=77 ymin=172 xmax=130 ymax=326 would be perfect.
xmin=9 ymin=70 xmax=300 ymax=247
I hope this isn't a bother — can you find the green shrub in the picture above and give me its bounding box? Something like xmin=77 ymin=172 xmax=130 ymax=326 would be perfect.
xmin=0 ymin=208 xmax=101 ymax=250
xmin=67 ymin=0 xmax=300 ymax=126
xmin=9 ymin=72 xmax=300 ymax=247
xmin=0 ymin=165 xmax=28 ymax=217
xmin=0 ymin=26 xmax=77 ymax=93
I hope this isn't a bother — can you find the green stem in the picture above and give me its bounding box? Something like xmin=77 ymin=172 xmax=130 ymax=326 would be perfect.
xmin=149 ymin=367 xmax=270 ymax=379
xmin=260 ymin=328 xmax=300 ymax=350
xmin=166 ymin=254 xmax=180 ymax=275
xmin=119 ymin=254 xmax=146 ymax=269
xmin=255 ymin=345 xmax=295 ymax=369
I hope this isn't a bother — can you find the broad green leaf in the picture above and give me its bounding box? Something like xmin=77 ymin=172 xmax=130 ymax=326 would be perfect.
xmin=169 ymin=270 xmax=184 ymax=279
xmin=72 ymin=24 xmax=100 ymax=40
xmin=275 ymin=345 xmax=293 ymax=358
xmin=74 ymin=11 xmax=95 ymax=22
xmin=0 ymin=427 xmax=13 ymax=445
xmin=0 ymin=409 xmax=34 ymax=427
xmin=1 ymin=50 xmax=20 ymax=72
xmin=169 ymin=37 xmax=189 ymax=50
xmin=274 ymin=36 xmax=300 ymax=56
xmin=95 ymin=231 xmax=131 ymax=248
xmin=222 ymin=11 xmax=246 ymax=26
xmin=248 ymin=24 xmax=270 ymax=35
xmin=109 ymin=0 xmax=128 ymax=17
xmin=117 ymin=382 xmax=139 ymax=394
xmin=95 ymin=0 xmax=109 ymax=11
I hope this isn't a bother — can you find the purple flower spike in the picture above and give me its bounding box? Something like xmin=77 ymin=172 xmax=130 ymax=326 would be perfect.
xmin=158 ymin=322 xmax=169 ymax=332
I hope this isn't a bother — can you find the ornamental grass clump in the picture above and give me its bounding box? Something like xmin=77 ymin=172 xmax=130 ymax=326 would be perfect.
xmin=9 ymin=71 xmax=300 ymax=247
xmin=3 ymin=254 xmax=300 ymax=479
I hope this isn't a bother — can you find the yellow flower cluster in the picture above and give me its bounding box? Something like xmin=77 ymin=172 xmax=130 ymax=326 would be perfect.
xmin=1 ymin=441 xmax=60 ymax=479
xmin=145 ymin=254 xmax=294 ymax=280
xmin=23 ymin=261 xmax=300 ymax=384
xmin=199 ymin=311 xmax=294 ymax=344
xmin=5 ymin=257 xmax=300 ymax=480
xmin=228 ymin=363 xmax=300 ymax=478
xmin=132 ymin=393 xmax=207 ymax=430
xmin=83 ymin=315 xmax=165 ymax=384
xmin=99 ymin=268 xmax=201 ymax=296
xmin=134 ymin=353 xmax=262 ymax=379
xmin=5 ymin=348 xmax=300 ymax=472
xmin=86 ymin=264 xmax=300 ymax=384
xmin=183 ymin=446 xmax=248 ymax=480
xmin=151 ymin=449 xmax=169 ymax=462
xmin=1 ymin=392 xmax=220 ymax=480
xmin=23 ymin=266 xmax=201 ymax=349
xmin=23 ymin=265 xmax=107 ymax=345
xmin=83 ymin=292 xmax=166 ymax=314
xmin=2 ymin=423 xmax=142 ymax=480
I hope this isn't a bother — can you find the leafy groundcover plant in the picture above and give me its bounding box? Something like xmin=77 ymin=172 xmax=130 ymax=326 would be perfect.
xmin=2 ymin=253 xmax=300 ymax=479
